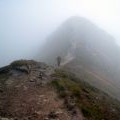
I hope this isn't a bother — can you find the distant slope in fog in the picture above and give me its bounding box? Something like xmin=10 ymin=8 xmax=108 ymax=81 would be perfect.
xmin=40 ymin=16 xmax=120 ymax=100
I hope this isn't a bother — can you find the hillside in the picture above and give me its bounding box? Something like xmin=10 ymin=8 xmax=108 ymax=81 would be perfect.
xmin=40 ymin=16 xmax=120 ymax=100
xmin=0 ymin=60 xmax=120 ymax=120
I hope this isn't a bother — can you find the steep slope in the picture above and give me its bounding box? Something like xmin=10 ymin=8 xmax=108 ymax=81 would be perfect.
xmin=40 ymin=16 xmax=120 ymax=100
xmin=51 ymin=69 xmax=120 ymax=120
xmin=0 ymin=60 xmax=120 ymax=120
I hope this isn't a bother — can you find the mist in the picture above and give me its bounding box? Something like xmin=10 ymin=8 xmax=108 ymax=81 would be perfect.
xmin=0 ymin=0 xmax=120 ymax=67
xmin=1 ymin=1 xmax=120 ymax=117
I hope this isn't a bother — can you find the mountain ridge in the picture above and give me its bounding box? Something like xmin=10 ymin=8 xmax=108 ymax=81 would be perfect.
xmin=0 ymin=60 xmax=120 ymax=120
xmin=40 ymin=16 xmax=120 ymax=100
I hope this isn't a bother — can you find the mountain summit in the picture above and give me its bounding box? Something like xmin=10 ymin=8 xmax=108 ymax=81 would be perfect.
xmin=40 ymin=17 xmax=120 ymax=100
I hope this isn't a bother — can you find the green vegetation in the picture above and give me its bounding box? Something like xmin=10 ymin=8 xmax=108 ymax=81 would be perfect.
xmin=51 ymin=69 xmax=120 ymax=120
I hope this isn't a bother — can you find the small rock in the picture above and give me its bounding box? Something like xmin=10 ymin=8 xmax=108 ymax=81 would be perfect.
xmin=48 ymin=111 xmax=58 ymax=119
xmin=30 ymin=79 xmax=35 ymax=82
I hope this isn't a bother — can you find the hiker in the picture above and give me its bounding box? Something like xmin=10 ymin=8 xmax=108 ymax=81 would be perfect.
xmin=56 ymin=56 xmax=61 ymax=67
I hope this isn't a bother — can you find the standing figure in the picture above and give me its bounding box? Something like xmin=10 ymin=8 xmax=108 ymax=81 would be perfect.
xmin=56 ymin=56 xmax=61 ymax=67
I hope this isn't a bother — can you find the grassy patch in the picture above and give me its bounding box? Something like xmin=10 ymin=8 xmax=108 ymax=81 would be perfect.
xmin=51 ymin=78 xmax=81 ymax=98
xmin=51 ymin=69 xmax=120 ymax=120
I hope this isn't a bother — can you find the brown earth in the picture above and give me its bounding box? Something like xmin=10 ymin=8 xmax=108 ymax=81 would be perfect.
xmin=0 ymin=61 xmax=83 ymax=120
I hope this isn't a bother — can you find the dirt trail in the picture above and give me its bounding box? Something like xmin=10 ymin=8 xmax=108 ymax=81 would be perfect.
xmin=0 ymin=63 xmax=83 ymax=120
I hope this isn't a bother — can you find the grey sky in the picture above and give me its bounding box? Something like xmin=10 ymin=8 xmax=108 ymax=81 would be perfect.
xmin=0 ymin=0 xmax=120 ymax=67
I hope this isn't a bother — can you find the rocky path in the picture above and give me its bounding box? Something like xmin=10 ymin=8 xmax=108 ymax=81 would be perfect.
xmin=0 ymin=62 xmax=83 ymax=120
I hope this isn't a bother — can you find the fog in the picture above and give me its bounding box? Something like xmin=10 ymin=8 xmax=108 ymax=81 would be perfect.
xmin=0 ymin=0 xmax=120 ymax=67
